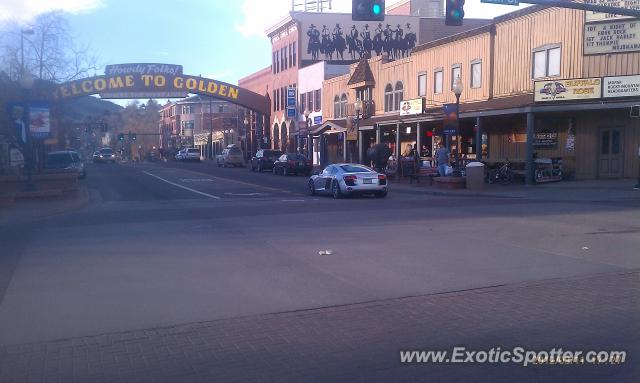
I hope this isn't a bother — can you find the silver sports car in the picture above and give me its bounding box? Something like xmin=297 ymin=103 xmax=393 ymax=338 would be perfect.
xmin=308 ymin=163 xmax=388 ymax=199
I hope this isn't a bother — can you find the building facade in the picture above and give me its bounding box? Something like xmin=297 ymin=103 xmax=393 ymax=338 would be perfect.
xmin=318 ymin=5 xmax=640 ymax=180
xmin=158 ymin=96 xmax=247 ymax=159
xmin=251 ymin=0 xmax=489 ymax=155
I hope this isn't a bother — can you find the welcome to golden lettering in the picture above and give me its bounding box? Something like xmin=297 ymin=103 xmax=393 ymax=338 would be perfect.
xmin=53 ymin=74 xmax=239 ymax=100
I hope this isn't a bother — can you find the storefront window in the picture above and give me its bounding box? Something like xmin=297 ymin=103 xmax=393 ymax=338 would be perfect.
xmin=384 ymin=84 xmax=393 ymax=112
xmin=418 ymin=73 xmax=426 ymax=97
xmin=393 ymin=82 xmax=404 ymax=111
xmin=434 ymin=70 xmax=443 ymax=94
xmin=471 ymin=61 xmax=482 ymax=89
xmin=533 ymin=45 xmax=561 ymax=78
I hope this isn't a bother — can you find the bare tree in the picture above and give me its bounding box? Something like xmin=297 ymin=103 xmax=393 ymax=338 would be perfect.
xmin=0 ymin=11 xmax=99 ymax=83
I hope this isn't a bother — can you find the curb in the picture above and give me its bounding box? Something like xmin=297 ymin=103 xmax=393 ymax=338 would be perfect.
xmin=0 ymin=186 xmax=91 ymax=227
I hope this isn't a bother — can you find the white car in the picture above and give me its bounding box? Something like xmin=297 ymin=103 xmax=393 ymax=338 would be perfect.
xmin=175 ymin=148 xmax=201 ymax=162
xmin=308 ymin=163 xmax=388 ymax=199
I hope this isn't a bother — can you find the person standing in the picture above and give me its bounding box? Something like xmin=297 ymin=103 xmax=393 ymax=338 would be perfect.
xmin=435 ymin=143 xmax=450 ymax=177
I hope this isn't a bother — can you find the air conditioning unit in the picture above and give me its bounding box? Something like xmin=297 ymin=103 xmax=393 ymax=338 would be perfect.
xmin=631 ymin=105 xmax=640 ymax=118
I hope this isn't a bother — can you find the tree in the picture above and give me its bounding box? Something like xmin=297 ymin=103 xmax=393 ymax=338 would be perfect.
xmin=0 ymin=11 xmax=98 ymax=82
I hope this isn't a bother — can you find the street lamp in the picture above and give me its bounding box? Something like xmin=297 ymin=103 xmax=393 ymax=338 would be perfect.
xmin=353 ymin=99 xmax=363 ymax=164
xmin=20 ymin=27 xmax=34 ymax=77
xmin=452 ymin=76 xmax=464 ymax=173
xmin=303 ymin=109 xmax=311 ymax=156
xmin=20 ymin=70 xmax=35 ymax=191
xmin=243 ymin=115 xmax=250 ymax=159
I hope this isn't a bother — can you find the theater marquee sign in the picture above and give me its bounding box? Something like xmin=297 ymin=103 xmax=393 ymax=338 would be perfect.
xmin=50 ymin=63 xmax=270 ymax=115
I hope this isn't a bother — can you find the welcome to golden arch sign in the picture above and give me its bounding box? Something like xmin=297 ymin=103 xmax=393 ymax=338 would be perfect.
xmin=51 ymin=64 xmax=271 ymax=115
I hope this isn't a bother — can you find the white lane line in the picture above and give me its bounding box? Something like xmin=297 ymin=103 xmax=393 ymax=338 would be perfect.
xmin=280 ymin=199 xmax=305 ymax=202
xmin=224 ymin=192 xmax=268 ymax=196
xmin=142 ymin=171 xmax=221 ymax=199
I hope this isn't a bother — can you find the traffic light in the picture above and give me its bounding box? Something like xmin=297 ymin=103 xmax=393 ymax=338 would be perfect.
xmin=445 ymin=0 xmax=465 ymax=26
xmin=118 ymin=133 xmax=125 ymax=141
xmin=352 ymin=0 xmax=385 ymax=21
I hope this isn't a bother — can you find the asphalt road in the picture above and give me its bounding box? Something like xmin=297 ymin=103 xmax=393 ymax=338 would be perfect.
xmin=0 ymin=160 xmax=638 ymax=382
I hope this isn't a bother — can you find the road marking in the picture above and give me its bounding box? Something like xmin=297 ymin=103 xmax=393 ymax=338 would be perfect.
xmin=224 ymin=192 xmax=268 ymax=196
xmin=180 ymin=178 xmax=214 ymax=182
xmin=142 ymin=171 xmax=221 ymax=199
xmin=280 ymin=199 xmax=305 ymax=202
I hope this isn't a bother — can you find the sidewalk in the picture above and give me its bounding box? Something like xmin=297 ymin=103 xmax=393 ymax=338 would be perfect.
xmin=1 ymin=270 xmax=637 ymax=382
xmin=391 ymin=177 xmax=640 ymax=202
xmin=0 ymin=187 xmax=91 ymax=226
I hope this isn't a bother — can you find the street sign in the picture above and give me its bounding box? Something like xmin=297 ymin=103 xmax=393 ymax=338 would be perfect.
xmin=313 ymin=116 xmax=322 ymax=125
xmin=287 ymin=97 xmax=296 ymax=107
xmin=442 ymin=103 xmax=458 ymax=135
xmin=480 ymin=0 xmax=519 ymax=5
xmin=287 ymin=107 xmax=296 ymax=118
xmin=287 ymin=88 xmax=296 ymax=98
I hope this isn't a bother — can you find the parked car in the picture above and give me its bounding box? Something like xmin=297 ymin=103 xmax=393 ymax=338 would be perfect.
xmin=93 ymin=147 xmax=116 ymax=163
xmin=216 ymin=145 xmax=244 ymax=167
xmin=175 ymin=148 xmax=201 ymax=162
xmin=44 ymin=150 xmax=86 ymax=179
xmin=272 ymin=153 xmax=312 ymax=176
xmin=308 ymin=163 xmax=387 ymax=199
xmin=250 ymin=149 xmax=282 ymax=172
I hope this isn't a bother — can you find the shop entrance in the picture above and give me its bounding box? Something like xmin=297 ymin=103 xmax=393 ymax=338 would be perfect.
xmin=598 ymin=127 xmax=623 ymax=178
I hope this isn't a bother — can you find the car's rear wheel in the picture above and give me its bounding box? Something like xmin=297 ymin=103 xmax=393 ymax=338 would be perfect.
xmin=331 ymin=181 xmax=342 ymax=199
xmin=308 ymin=180 xmax=316 ymax=195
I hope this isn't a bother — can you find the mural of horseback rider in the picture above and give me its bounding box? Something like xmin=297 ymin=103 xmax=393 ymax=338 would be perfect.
xmin=333 ymin=23 xmax=346 ymax=60
xmin=321 ymin=25 xmax=334 ymax=60
xmin=360 ymin=24 xmax=373 ymax=59
xmin=307 ymin=24 xmax=321 ymax=60
xmin=393 ymin=24 xmax=404 ymax=59
xmin=382 ymin=24 xmax=393 ymax=58
xmin=404 ymin=23 xmax=417 ymax=57
xmin=373 ymin=23 xmax=384 ymax=56
xmin=347 ymin=25 xmax=361 ymax=60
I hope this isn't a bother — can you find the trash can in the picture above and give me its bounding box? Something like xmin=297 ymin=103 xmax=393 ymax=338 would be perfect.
xmin=465 ymin=162 xmax=485 ymax=190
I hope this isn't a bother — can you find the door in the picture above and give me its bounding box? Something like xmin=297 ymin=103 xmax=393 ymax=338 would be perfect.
xmin=599 ymin=128 xmax=623 ymax=178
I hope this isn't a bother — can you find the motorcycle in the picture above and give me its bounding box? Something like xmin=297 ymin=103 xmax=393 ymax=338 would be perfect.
xmin=487 ymin=158 xmax=513 ymax=185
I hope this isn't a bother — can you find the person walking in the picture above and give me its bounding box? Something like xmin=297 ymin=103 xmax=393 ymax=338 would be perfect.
xmin=435 ymin=143 xmax=450 ymax=177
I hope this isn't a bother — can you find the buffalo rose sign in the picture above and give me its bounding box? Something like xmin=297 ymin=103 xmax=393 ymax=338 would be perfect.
xmin=534 ymin=78 xmax=602 ymax=102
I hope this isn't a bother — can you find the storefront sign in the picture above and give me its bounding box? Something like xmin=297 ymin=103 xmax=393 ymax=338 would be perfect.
xmin=603 ymin=75 xmax=640 ymax=98
xmin=313 ymin=116 xmax=322 ymax=125
xmin=534 ymin=131 xmax=558 ymax=148
xmin=28 ymin=102 xmax=50 ymax=139
xmin=399 ymin=98 xmax=425 ymax=116
xmin=585 ymin=0 xmax=640 ymax=22
xmin=534 ymin=78 xmax=602 ymax=102
xmin=584 ymin=20 xmax=640 ymax=54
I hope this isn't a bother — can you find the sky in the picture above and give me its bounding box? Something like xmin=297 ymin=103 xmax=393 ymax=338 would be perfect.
xmin=1 ymin=0 xmax=529 ymax=97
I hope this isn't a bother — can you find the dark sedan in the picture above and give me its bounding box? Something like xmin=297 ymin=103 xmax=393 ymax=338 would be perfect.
xmin=272 ymin=153 xmax=312 ymax=176
xmin=250 ymin=149 xmax=282 ymax=172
